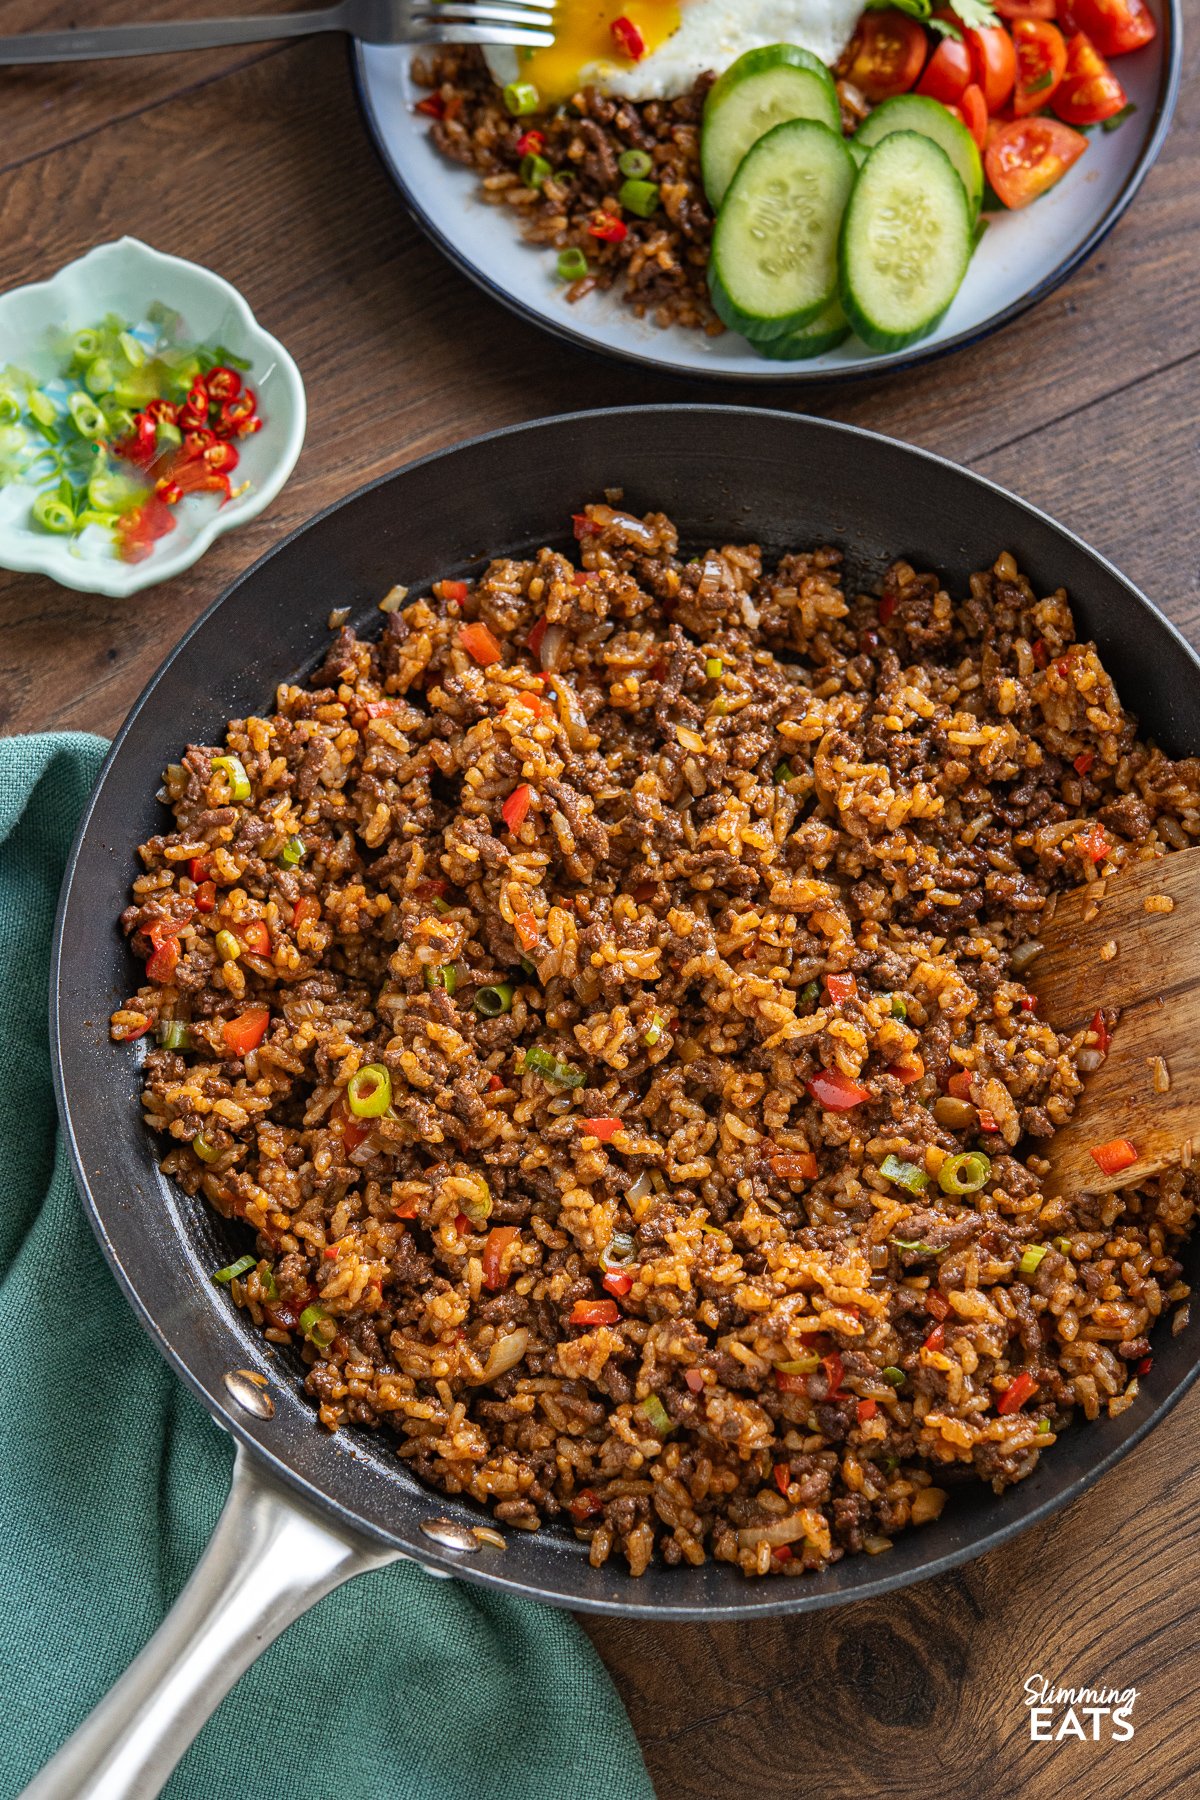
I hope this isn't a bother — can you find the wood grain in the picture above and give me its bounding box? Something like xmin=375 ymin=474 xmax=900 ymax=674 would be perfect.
xmin=3 ymin=20 xmax=1199 ymax=1798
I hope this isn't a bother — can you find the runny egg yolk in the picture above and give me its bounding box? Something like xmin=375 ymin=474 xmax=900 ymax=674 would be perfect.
xmin=520 ymin=1 xmax=682 ymax=105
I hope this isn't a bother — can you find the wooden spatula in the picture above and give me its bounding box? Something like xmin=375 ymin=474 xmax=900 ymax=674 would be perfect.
xmin=1030 ymin=851 xmax=1199 ymax=1196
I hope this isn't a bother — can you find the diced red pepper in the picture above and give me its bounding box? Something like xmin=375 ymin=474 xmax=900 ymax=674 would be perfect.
xmin=978 ymin=1108 xmax=1000 ymax=1134
xmin=772 ymin=1544 xmax=794 ymax=1564
xmin=568 ymin=1489 xmax=603 ymax=1523
xmin=926 ymin=1291 xmax=951 ymax=1321
xmin=774 ymin=1462 xmax=791 ymax=1496
xmin=587 ymin=213 xmax=628 ymax=244
xmin=947 ymin=1070 xmax=974 ymax=1100
xmin=482 ymin=1225 xmax=520 ymax=1291
xmin=806 ymin=1068 xmax=872 ymax=1110
xmin=1090 ymin=1009 xmax=1110 ymax=1055
xmin=195 ymin=880 xmax=217 ymax=913
xmin=685 ymin=1368 xmax=705 ymax=1394
xmin=292 ymin=896 xmax=321 ymax=939
xmin=578 ymin=1116 xmax=622 ymax=1141
xmin=1031 ymin=638 xmax=1049 ymax=668
xmin=1136 ymin=1355 xmax=1153 ymax=1377
xmin=239 ymin=920 xmax=271 ymax=956
xmin=924 ymin=1323 xmax=946 ymax=1352
xmin=393 ymin=1199 xmax=419 ymax=1219
xmin=339 ymin=1100 xmax=371 ymax=1153
xmin=458 ymin=621 xmax=503 ymax=666
xmin=997 ymin=1369 xmax=1038 ymax=1415
xmin=526 ymin=614 xmax=549 ymax=659
xmin=1088 ymin=1136 xmax=1138 ymax=1176
xmin=1076 ymin=824 xmax=1110 ymax=864
xmin=145 ymin=924 xmax=180 ymax=985
xmin=501 ymin=784 xmax=533 ymax=832
xmin=1020 ymin=994 xmax=1037 ymax=1011
xmin=189 ymin=858 xmax=210 ymax=884
xmin=610 ymin=14 xmax=646 ymax=58
xmin=513 ymin=910 xmax=540 ymax=952
xmin=572 ymin=513 xmax=602 ymax=539
xmin=774 ymin=1369 xmax=809 ymax=1394
xmin=878 ymin=593 xmax=896 ymax=625
xmin=1056 ymin=658 xmax=1071 ymax=677
xmin=821 ymin=1352 xmax=845 ymax=1397
xmin=572 ymin=572 xmax=593 ymax=588
xmin=1074 ymin=750 xmax=1094 ymax=775
xmin=857 ymin=1398 xmax=878 ymax=1424
xmin=439 ymin=579 xmax=469 ymax=602
xmin=116 ymin=1018 xmax=154 ymax=1041
xmin=887 ymin=1055 xmax=924 ymax=1085
xmin=571 ymin=1298 xmax=620 ymax=1327
xmin=223 ymin=1005 xmax=270 ymax=1057
xmin=825 ymin=972 xmax=857 ymax=1006
xmin=416 ymin=93 xmax=445 ymax=118
xmin=770 ymin=1150 xmax=820 ymax=1181
xmin=603 ymin=1271 xmax=634 ymax=1299
xmin=487 ymin=1074 xmax=504 ymax=1093
xmin=454 ymin=1212 xmax=473 ymax=1236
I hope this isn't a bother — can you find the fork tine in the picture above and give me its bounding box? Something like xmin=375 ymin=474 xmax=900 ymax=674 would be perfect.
xmin=407 ymin=21 xmax=557 ymax=42
xmin=413 ymin=2 xmax=555 ymax=23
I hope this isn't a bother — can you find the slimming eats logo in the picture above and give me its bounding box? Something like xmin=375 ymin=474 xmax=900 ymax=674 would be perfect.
xmin=1024 ymin=1674 xmax=1137 ymax=1742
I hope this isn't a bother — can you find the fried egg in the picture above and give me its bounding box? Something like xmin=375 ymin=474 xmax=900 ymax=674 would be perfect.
xmin=485 ymin=0 xmax=862 ymax=107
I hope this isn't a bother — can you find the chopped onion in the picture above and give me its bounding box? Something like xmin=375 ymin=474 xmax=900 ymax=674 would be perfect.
xmin=549 ymin=675 xmax=588 ymax=746
xmin=626 ymin=1170 xmax=653 ymax=1207
xmin=1010 ymin=939 xmax=1043 ymax=972
xmin=738 ymin=1514 xmax=811 ymax=1550
xmin=470 ymin=1328 xmax=530 ymax=1384
xmin=740 ymin=593 xmax=761 ymax=630
xmin=697 ymin=555 xmax=723 ymax=599
xmin=1077 ymin=1047 xmax=1105 ymax=1073
xmin=538 ymin=623 xmax=567 ymax=671
xmin=378 ymin=584 xmax=408 ymax=614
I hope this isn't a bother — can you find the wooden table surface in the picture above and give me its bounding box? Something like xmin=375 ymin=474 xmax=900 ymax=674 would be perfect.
xmin=4 ymin=7 xmax=1199 ymax=1796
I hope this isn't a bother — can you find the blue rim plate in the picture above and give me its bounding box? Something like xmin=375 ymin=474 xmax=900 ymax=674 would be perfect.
xmin=351 ymin=4 xmax=1181 ymax=384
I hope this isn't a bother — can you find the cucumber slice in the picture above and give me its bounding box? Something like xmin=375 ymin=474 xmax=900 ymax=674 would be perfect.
xmin=854 ymin=94 xmax=983 ymax=222
xmin=709 ymin=119 xmax=856 ymax=343
xmin=702 ymin=46 xmax=841 ymax=210
xmin=839 ymin=131 xmax=972 ymax=353
xmin=756 ymin=297 xmax=850 ymax=361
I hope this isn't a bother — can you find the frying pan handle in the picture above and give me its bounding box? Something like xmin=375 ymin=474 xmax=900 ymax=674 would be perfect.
xmin=20 ymin=1442 xmax=403 ymax=1800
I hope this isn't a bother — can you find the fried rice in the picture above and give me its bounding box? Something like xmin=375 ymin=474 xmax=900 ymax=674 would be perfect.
xmin=112 ymin=500 xmax=1196 ymax=1579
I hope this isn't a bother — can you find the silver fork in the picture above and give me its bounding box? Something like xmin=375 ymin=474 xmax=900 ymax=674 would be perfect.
xmin=0 ymin=0 xmax=555 ymax=63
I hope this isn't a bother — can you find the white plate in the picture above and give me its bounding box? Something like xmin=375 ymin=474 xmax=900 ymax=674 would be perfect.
xmin=354 ymin=11 xmax=1179 ymax=382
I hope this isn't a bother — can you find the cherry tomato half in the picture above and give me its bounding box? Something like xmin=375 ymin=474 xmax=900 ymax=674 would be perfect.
xmin=917 ymin=34 xmax=973 ymax=104
xmin=985 ymin=114 xmax=1088 ymax=207
xmin=995 ymin=0 xmax=1057 ymax=17
xmin=965 ymin=22 xmax=1018 ymax=110
xmin=1068 ymin=0 xmax=1156 ymax=54
xmin=1052 ymin=30 xmax=1128 ymax=122
xmin=843 ymin=11 xmax=927 ymax=101
xmin=1013 ymin=18 xmax=1068 ymax=114
xmin=948 ymin=82 xmax=990 ymax=148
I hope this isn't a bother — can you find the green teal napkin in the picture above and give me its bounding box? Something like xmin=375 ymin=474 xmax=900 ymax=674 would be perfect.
xmin=0 ymin=732 xmax=653 ymax=1800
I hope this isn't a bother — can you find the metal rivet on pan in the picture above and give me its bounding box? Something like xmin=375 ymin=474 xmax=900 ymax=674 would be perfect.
xmin=419 ymin=1517 xmax=481 ymax=1553
xmin=224 ymin=1369 xmax=275 ymax=1419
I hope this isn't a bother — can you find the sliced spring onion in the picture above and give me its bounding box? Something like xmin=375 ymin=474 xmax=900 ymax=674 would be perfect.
xmin=474 ymin=982 xmax=514 ymax=1018
xmin=520 ymin=151 xmax=553 ymax=189
xmin=522 ymin=1045 xmax=586 ymax=1088
xmin=347 ymin=1063 xmax=391 ymax=1118
xmin=938 ymin=1151 xmax=991 ymax=1195
xmin=798 ymin=980 xmax=820 ymax=1008
xmin=1055 ymin=1236 xmax=1073 ymax=1255
xmin=601 ymin=1231 xmax=636 ymax=1271
xmin=1018 ymin=1244 xmax=1049 ymax=1276
xmin=556 ymin=248 xmax=589 ymax=281
xmin=458 ymin=1179 xmax=493 ymax=1227
xmin=705 ymin=656 xmax=723 ymax=678
xmin=71 ymin=327 xmax=102 ymax=361
xmin=643 ymin=1013 xmax=665 ymax=1046
xmin=156 ymin=1020 xmax=190 ymax=1051
xmin=432 ymin=897 xmax=451 ymax=916
xmin=881 ymin=1366 xmax=906 ymax=1387
xmin=424 ymin=963 xmax=458 ymax=996
xmin=68 ymin=392 xmax=106 ymax=438
xmin=890 ymin=995 xmax=908 ymax=1019
xmin=503 ymin=80 xmax=540 ymax=114
xmin=27 ymin=389 xmax=58 ymax=430
xmin=618 ymin=178 xmax=659 ymax=216
xmin=299 ymin=1303 xmax=337 ymax=1348
xmin=192 ymin=1131 xmax=221 ymax=1164
xmin=279 ymin=835 xmax=305 ymax=867
xmin=618 ymin=148 xmax=652 ymax=178
xmin=212 ymin=1254 xmax=255 ymax=1284
xmin=214 ymin=929 xmax=241 ymax=963
xmin=211 ymin=754 xmax=251 ymax=802
xmin=638 ymin=1393 xmax=673 ymax=1436
xmin=31 ymin=491 xmax=74 ymax=534
xmin=774 ymin=760 xmax=793 ymax=783
xmin=520 ymin=956 xmax=538 ymax=979
xmin=891 ymin=1237 xmax=943 ymax=1255
xmin=880 ymin=1154 xmax=929 ymax=1193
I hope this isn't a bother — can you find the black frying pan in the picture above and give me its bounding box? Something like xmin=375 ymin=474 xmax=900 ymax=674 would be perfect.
xmin=38 ymin=406 xmax=1200 ymax=1790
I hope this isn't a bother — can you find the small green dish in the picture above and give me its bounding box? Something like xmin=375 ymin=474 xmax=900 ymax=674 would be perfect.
xmin=0 ymin=237 xmax=306 ymax=596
